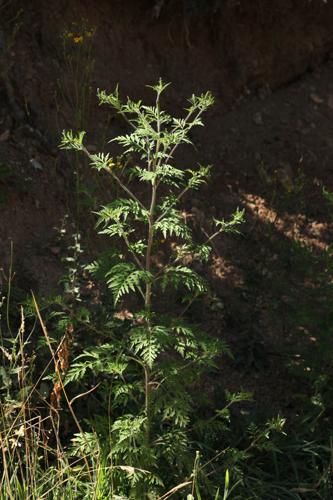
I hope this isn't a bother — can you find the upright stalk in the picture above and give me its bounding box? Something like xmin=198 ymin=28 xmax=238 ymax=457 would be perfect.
xmin=144 ymin=180 xmax=157 ymax=443
xmin=144 ymin=91 xmax=161 ymax=443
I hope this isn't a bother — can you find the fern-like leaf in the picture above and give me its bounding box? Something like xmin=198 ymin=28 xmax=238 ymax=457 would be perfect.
xmin=161 ymin=266 xmax=207 ymax=294
xmin=107 ymin=263 xmax=152 ymax=303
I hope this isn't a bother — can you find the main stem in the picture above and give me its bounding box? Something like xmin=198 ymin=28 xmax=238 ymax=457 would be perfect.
xmin=144 ymin=92 xmax=161 ymax=444
xmin=144 ymin=177 xmax=157 ymax=445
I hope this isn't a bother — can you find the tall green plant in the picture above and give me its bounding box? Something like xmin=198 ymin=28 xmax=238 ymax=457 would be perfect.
xmin=60 ymin=80 xmax=243 ymax=496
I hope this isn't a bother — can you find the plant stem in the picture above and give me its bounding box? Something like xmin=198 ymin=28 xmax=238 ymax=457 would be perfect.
xmin=143 ymin=90 xmax=162 ymax=444
xmin=6 ymin=240 xmax=14 ymax=338
xmin=144 ymin=179 xmax=157 ymax=445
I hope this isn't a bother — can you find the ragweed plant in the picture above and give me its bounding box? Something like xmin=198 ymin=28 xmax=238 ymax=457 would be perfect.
xmin=61 ymin=80 xmax=244 ymax=496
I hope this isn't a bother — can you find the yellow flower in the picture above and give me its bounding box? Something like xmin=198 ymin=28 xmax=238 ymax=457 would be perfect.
xmin=107 ymin=159 xmax=115 ymax=170
xmin=73 ymin=36 xmax=84 ymax=44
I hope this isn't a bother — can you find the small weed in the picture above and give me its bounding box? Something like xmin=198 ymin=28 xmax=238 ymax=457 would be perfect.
xmin=55 ymin=19 xmax=96 ymax=216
